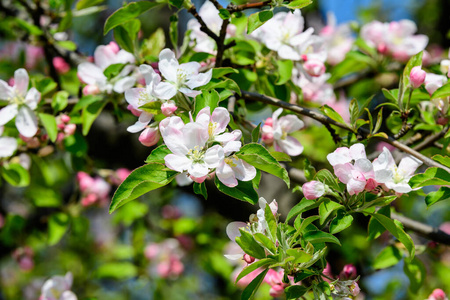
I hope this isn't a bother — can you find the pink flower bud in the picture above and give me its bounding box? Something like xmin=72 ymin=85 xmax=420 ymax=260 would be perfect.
xmin=301 ymin=54 xmax=308 ymax=62
xmin=189 ymin=175 xmax=207 ymax=183
xmin=269 ymin=285 xmax=285 ymax=298
xmin=302 ymin=181 xmax=326 ymax=200
xmin=161 ymin=102 xmax=178 ymax=117
xmin=410 ymin=66 xmax=426 ymax=88
xmin=18 ymin=256 xmax=34 ymax=271
xmin=243 ymin=254 xmax=255 ymax=264
xmin=264 ymin=117 xmax=273 ymax=127
xmin=127 ymin=104 xmax=142 ymax=117
xmin=377 ymin=43 xmax=388 ymax=54
xmin=139 ymin=127 xmax=160 ymax=147
xmin=339 ymin=264 xmax=357 ymax=280
xmin=107 ymin=41 xmax=120 ymax=54
xmin=56 ymin=132 xmax=65 ymax=143
xmin=351 ymin=282 xmax=361 ymax=297
xmin=52 ymin=57 xmax=70 ymax=74
xmin=83 ymin=84 xmax=101 ymax=95
xmin=115 ymin=168 xmax=131 ymax=183
xmin=77 ymin=171 xmax=94 ymax=192
xmin=428 ymin=289 xmax=448 ymax=300
xmin=144 ymin=243 xmax=160 ymax=260
xmin=365 ymin=178 xmax=378 ymax=191
xmin=64 ymin=124 xmax=76 ymax=136
xmin=81 ymin=193 xmax=98 ymax=207
xmin=57 ymin=122 xmax=66 ymax=130
xmin=303 ymin=59 xmax=326 ymax=77
xmin=61 ymin=115 xmax=70 ymax=123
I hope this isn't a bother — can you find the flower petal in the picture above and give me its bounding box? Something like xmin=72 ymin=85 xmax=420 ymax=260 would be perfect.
xmin=165 ymin=154 xmax=191 ymax=173
xmin=113 ymin=76 xmax=136 ymax=93
xmin=233 ymin=159 xmax=256 ymax=181
xmin=16 ymin=106 xmax=38 ymax=137
xmin=0 ymin=137 xmax=17 ymax=157
xmin=158 ymin=49 xmax=179 ymax=82
xmin=188 ymin=162 xmax=209 ymax=178
xmin=277 ymin=115 xmax=304 ymax=133
xmin=226 ymin=221 xmax=248 ymax=242
xmin=349 ymin=143 xmax=367 ymax=160
xmin=154 ymin=82 xmax=177 ymax=100
xmin=77 ymin=62 xmax=106 ymax=85
xmin=182 ymin=122 xmax=209 ymax=150
xmin=125 ymin=88 xmax=146 ymax=108
xmin=216 ymin=161 xmax=238 ymax=187
xmin=185 ymin=68 xmax=212 ymax=89
xmin=0 ymin=80 xmax=13 ymax=100
xmin=24 ymin=88 xmax=41 ymax=110
xmin=398 ymin=156 xmax=422 ymax=177
xmin=0 ymin=104 xmax=18 ymax=126
xmin=211 ymin=107 xmax=230 ymax=134
xmin=204 ymin=145 xmax=224 ymax=168
xmin=14 ymin=68 xmax=29 ymax=97
xmin=276 ymin=136 xmax=304 ymax=156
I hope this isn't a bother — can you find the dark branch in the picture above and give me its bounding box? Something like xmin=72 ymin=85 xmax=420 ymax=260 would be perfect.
xmin=187 ymin=5 xmax=220 ymax=44
xmin=227 ymin=0 xmax=272 ymax=13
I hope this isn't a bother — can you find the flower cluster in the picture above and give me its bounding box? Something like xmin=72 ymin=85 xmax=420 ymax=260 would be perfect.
xmin=326 ymin=143 xmax=421 ymax=195
xmin=160 ymin=106 xmax=256 ymax=187
xmin=261 ymin=108 xmax=305 ymax=156
xmin=361 ymin=20 xmax=428 ymax=61
xmin=77 ymin=42 xmax=136 ymax=95
xmin=77 ymin=172 xmax=111 ymax=207
xmin=39 ymin=272 xmax=77 ymax=300
xmin=145 ymin=239 xmax=185 ymax=278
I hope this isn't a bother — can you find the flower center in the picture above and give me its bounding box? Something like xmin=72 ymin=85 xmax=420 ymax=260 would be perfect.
xmin=392 ymin=167 xmax=404 ymax=183
xmin=187 ymin=145 xmax=205 ymax=163
xmin=138 ymin=90 xmax=154 ymax=106
xmin=176 ymin=69 xmax=188 ymax=87
xmin=224 ymin=157 xmax=237 ymax=168
xmin=208 ymin=122 xmax=218 ymax=138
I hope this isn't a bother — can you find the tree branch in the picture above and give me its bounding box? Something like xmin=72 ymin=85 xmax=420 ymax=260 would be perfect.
xmin=412 ymin=127 xmax=449 ymax=152
xmin=227 ymin=0 xmax=272 ymax=13
xmin=187 ymin=5 xmax=220 ymax=44
xmin=215 ymin=18 xmax=230 ymax=67
xmin=240 ymin=90 xmax=450 ymax=172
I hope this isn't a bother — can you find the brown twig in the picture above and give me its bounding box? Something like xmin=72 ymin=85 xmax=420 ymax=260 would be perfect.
xmin=215 ymin=18 xmax=230 ymax=67
xmin=240 ymin=90 xmax=450 ymax=172
xmin=187 ymin=5 xmax=220 ymax=44
xmin=227 ymin=0 xmax=272 ymax=13
xmin=412 ymin=127 xmax=449 ymax=152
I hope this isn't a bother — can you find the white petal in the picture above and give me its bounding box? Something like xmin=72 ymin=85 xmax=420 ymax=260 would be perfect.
xmin=0 ymin=104 xmax=18 ymax=126
xmin=154 ymin=82 xmax=177 ymax=100
xmin=158 ymin=49 xmax=179 ymax=82
xmin=224 ymin=253 xmax=244 ymax=260
xmin=16 ymin=106 xmax=38 ymax=137
xmin=179 ymin=61 xmax=201 ymax=76
xmin=0 ymin=137 xmax=17 ymax=157
xmin=374 ymin=169 xmax=393 ymax=183
xmin=349 ymin=143 xmax=367 ymax=160
xmin=61 ymin=291 xmax=78 ymax=300
xmin=398 ymin=156 xmax=422 ymax=177
xmin=139 ymin=64 xmax=160 ymax=86
xmin=185 ymin=69 xmax=213 ymax=89
xmin=234 ymin=160 xmax=256 ymax=181
xmin=226 ymin=221 xmax=248 ymax=241
xmin=276 ymin=136 xmax=303 ymax=156
xmin=77 ymin=62 xmax=106 ymax=85
xmin=25 ymin=88 xmax=41 ymax=109
xmin=94 ymin=45 xmax=117 ymax=70
xmin=113 ymin=76 xmax=136 ymax=93
xmin=0 ymin=80 xmax=13 ymax=100
xmin=216 ymin=161 xmax=238 ymax=187
xmin=165 ymin=154 xmax=191 ymax=173
xmin=179 ymin=87 xmax=201 ymax=97
xmin=182 ymin=122 xmax=209 ymax=150
xmin=14 ymin=68 xmax=29 ymax=97
xmin=223 ymin=140 xmax=241 ymax=155
xmin=125 ymin=88 xmax=146 ymax=108
xmin=211 ymin=107 xmax=230 ymax=134
xmin=115 ymin=50 xmax=136 ymax=64
xmin=277 ymin=115 xmax=304 ymax=133
xmin=188 ymin=162 xmax=209 ymax=178
xmin=204 ymin=145 xmax=224 ymax=168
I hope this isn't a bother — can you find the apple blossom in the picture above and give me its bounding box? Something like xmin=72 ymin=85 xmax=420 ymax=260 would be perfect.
xmin=440 ymin=58 xmax=450 ymax=77
xmin=138 ymin=126 xmax=160 ymax=147
xmin=428 ymin=289 xmax=448 ymax=300
xmin=77 ymin=172 xmax=111 ymax=207
xmin=410 ymin=66 xmax=426 ymax=88
xmin=144 ymin=239 xmax=185 ymax=278
xmin=264 ymin=269 xmax=288 ymax=298
xmin=302 ymin=58 xmax=326 ymax=77
xmin=77 ymin=42 xmax=136 ymax=94
xmin=215 ymin=154 xmax=256 ymax=188
xmin=187 ymin=1 xmax=236 ymax=54
xmin=154 ymin=49 xmax=212 ymax=99
xmin=0 ymin=127 xmax=17 ymax=158
xmin=261 ymin=108 xmax=304 ymax=156
xmin=252 ymin=10 xmax=316 ymax=61
xmin=320 ymin=12 xmax=354 ymax=65
xmin=0 ymin=68 xmax=41 ymax=137
xmin=40 ymin=272 xmax=77 ymax=300
xmin=372 ymin=147 xmax=422 ymax=193
xmin=291 ymin=70 xmax=336 ymax=105
xmin=224 ymin=221 xmax=248 ymax=260
xmin=161 ymin=101 xmax=177 ymax=116
xmin=302 ymin=180 xmax=326 ymax=199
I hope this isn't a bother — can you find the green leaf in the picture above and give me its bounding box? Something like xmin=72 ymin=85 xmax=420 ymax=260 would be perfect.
xmin=404 ymin=257 xmax=426 ymax=293
xmin=296 ymin=215 xmax=319 ymax=233
xmin=235 ymin=229 xmax=266 ymax=259
xmin=367 ymin=205 xmax=390 ymax=240
xmin=373 ymin=107 xmax=383 ymax=133
xmin=241 ymin=269 xmax=269 ymax=300
xmin=72 ymin=95 xmax=103 ymax=112
xmin=314 ymin=169 xmax=341 ymax=192
xmin=319 ymin=199 xmax=343 ymax=225
xmin=253 ymin=233 xmax=277 ymax=254
xmin=431 ymin=82 xmax=450 ymax=100
xmin=169 ymin=14 xmax=178 ymax=49
xmin=56 ymin=40 xmax=77 ymax=51
xmin=286 ymin=198 xmax=317 ymax=222
xmin=382 ymin=88 xmax=398 ymax=103
xmin=236 ymin=143 xmax=290 ymax=187
xmin=82 ymin=101 xmax=106 ymax=135
xmin=48 ymin=212 xmax=70 ymax=246
xmin=114 ymin=25 xmax=134 ymax=54
xmin=373 ymin=245 xmax=402 ymax=269
xmin=349 ymin=98 xmax=359 ymax=125
xmin=215 ymin=176 xmax=259 ymax=204
xmin=329 ymin=211 xmax=353 ymax=234
xmin=370 ymin=213 xmax=415 ymax=259
xmin=251 ymin=123 xmax=261 ymax=143
xmin=14 ymin=17 xmax=43 ymax=35
xmin=38 ymin=113 xmax=58 ymax=142
xmin=1 ymin=163 xmax=30 ymax=187
xmin=424 ymin=186 xmax=450 ymax=207
xmin=409 ymin=167 xmax=450 ymax=188
xmin=286 ymin=249 xmax=313 ymax=264
xmin=36 ymin=78 xmax=57 ymax=96
xmin=194 ymin=90 xmax=220 ymax=117
xmin=285 ymin=0 xmax=312 ymax=9
xmin=202 ymin=78 xmax=241 ymax=96
xmin=139 ymin=101 xmax=161 ymax=114
xmin=145 ymin=145 xmax=171 ymax=164
xmin=52 ymin=91 xmax=69 ymax=112
xmin=96 ymin=262 xmax=138 ymax=279
xmin=432 ymin=155 xmax=450 ymax=168
xmin=270 ymin=151 xmax=291 ymax=162
xmin=285 ymin=285 xmax=309 ymax=299
xmin=193 ymin=182 xmax=208 ymax=199
xmin=321 ymin=104 xmax=346 ymax=124
xmin=104 ymin=1 xmax=161 ymax=34
xmin=109 ymin=163 xmax=178 ymax=213
xmin=212 ymin=67 xmax=238 ymax=78
xmin=219 ymin=8 xmax=231 ymax=19
xmin=265 ymin=204 xmax=277 ymax=240
xmin=235 ymin=258 xmax=273 ymax=284
xmin=247 ymin=10 xmax=273 ymax=34
xmin=276 ymin=60 xmax=293 ymax=85
xmin=303 ymin=230 xmax=341 ymax=246
xmin=103 ymin=63 xmax=126 ymax=79
xmin=76 ymin=0 xmax=104 ymax=10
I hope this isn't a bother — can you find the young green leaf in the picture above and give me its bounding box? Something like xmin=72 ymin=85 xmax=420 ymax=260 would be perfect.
xmin=247 ymin=10 xmax=273 ymax=34
xmin=319 ymin=198 xmax=343 ymax=225
xmin=373 ymin=245 xmax=402 ymax=269
xmin=235 ymin=229 xmax=266 ymax=259
xmin=241 ymin=269 xmax=269 ymax=300
xmin=193 ymin=182 xmax=208 ymax=199
xmin=215 ymin=177 xmax=259 ymax=204
xmin=38 ymin=113 xmax=58 ymax=142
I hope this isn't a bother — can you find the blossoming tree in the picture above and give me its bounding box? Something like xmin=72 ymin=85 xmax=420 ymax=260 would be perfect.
xmin=0 ymin=0 xmax=449 ymax=299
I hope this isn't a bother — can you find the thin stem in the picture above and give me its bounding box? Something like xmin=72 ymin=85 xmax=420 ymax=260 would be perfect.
xmin=187 ymin=5 xmax=220 ymax=43
xmin=227 ymin=0 xmax=272 ymax=13
xmin=240 ymin=90 xmax=450 ymax=172
xmin=412 ymin=127 xmax=449 ymax=152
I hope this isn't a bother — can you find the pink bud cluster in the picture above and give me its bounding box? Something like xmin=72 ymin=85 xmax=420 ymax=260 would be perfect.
xmin=264 ymin=269 xmax=289 ymax=298
xmin=77 ymin=172 xmax=111 ymax=207
xmin=145 ymin=239 xmax=185 ymax=278
xmin=12 ymin=246 xmax=34 ymax=271
xmin=56 ymin=114 xmax=76 ymax=143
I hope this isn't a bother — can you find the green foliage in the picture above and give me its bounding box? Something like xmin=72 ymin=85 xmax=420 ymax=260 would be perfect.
xmin=247 ymin=11 xmax=273 ymax=34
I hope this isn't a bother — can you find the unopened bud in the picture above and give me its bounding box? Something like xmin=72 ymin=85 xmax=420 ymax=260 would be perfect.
xmin=64 ymin=124 xmax=76 ymax=136
xmin=52 ymin=57 xmax=70 ymax=74
xmin=410 ymin=66 xmax=426 ymax=89
xmin=107 ymin=41 xmax=120 ymax=54
xmin=139 ymin=127 xmax=160 ymax=147
xmin=243 ymin=254 xmax=255 ymax=264
xmin=83 ymin=84 xmax=100 ymax=95
xmin=61 ymin=115 xmax=70 ymax=123
xmin=340 ymin=264 xmax=357 ymax=280
xmin=302 ymin=181 xmax=326 ymax=200
xmin=303 ymin=59 xmax=326 ymax=77
xmin=161 ymin=101 xmax=178 ymax=117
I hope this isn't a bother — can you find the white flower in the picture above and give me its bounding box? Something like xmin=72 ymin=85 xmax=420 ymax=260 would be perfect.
xmin=124 ymin=64 xmax=161 ymax=133
xmin=77 ymin=42 xmax=136 ymax=94
xmin=187 ymin=1 xmax=236 ymax=54
xmin=373 ymin=147 xmax=422 ymax=193
xmin=154 ymin=49 xmax=212 ymax=99
xmin=319 ymin=12 xmax=354 ymax=65
xmin=0 ymin=69 xmax=41 ymax=137
xmin=159 ymin=116 xmax=223 ymax=178
xmin=40 ymin=272 xmax=77 ymax=300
